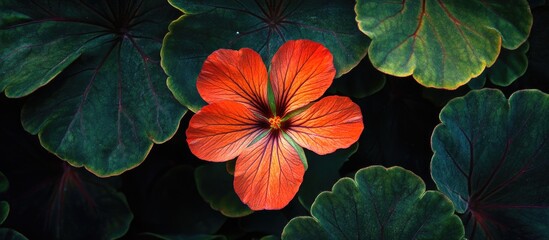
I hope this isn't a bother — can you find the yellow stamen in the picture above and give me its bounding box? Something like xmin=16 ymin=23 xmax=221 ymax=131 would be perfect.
xmin=268 ymin=116 xmax=282 ymax=129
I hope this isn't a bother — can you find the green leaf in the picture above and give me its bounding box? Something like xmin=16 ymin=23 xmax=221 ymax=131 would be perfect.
xmin=467 ymin=75 xmax=487 ymax=90
xmin=355 ymin=0 xmax=532 ymax=89
xmin=10 ymin=165 xmax=132 ymax=239
xmin=470 ymin=42 xmax=530 ymax=87
xmin=195 ymin=163 xmax=253 ymax=218
xmin=0 ymin=171 xmax=8 ymax=225
xmin=282 ymin=166 xmax=464 ymax=240
xmin=0 ymin=202 xmax=7 ymax=226
xmin=0 ymin=112 xmax=133 ymax=239
xmin=297 ymin=143 xmax=358 ymax=210
xmin=162 ymin=0 xmax=370 ymax=112
xmin=327 ymin=58 xmax=386 ymax=99
xmin=0 ymin=228 xmax=28 ymax=240
xmin=431 ymin=89 xmax=549 ymax=239
xmin=143 ymin=165 xmax=226 ymax=235
xmin=0 ymin=0 xmax=187 ymax=176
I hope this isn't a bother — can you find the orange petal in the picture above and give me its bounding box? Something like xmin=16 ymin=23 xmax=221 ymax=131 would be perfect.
xmin=286 ymin=96 xmax=364 ymax=155
xmin=186 ymin=101 xmax=265 ymax=162
xmin=270 ymin=40 xmax=335 ymax=115
xmin=234 ymin=132 xmax=305 ymax=210
xmin=197 ymin=48 xmax=269 ymax=113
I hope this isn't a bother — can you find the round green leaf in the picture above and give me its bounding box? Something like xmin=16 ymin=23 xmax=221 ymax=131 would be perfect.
xmin=282 ymin=166 xmax=464 ymax=240
xmin=431 ymin=89 xmax=549 ymax=239
xmin=355 ymin=0 xmax=532 ymax=89
xmin=0 ymin=228 xmax=28 ymax=240
xmin=195 ymin=163 xmax=253 ymax=218
xmin=162 ymin=0 xmax=370 ymax=112
xmin=470 ymin=42 xmax=530 ymax=87
xmin=0 ymin=0 xmax=187 ymax=176
xmin=297 ymin=143 xmax=358 ymax=210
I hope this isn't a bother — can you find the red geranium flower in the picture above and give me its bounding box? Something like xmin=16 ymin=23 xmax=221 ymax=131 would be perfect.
xmin=186 ymin=39 xmax=364 ymax=210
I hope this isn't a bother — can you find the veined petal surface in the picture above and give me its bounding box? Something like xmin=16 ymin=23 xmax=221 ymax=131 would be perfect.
xmin=270 ymin=40 xmax=335 ymax=115
xmin=287 ymin=96 xmax=363 ymax=155
xmin=234 ymin=132 xmax=305 ymax=210
xmin=187 ymin=101 xmax=265 ymax=162
xmin=197 ymin=48 xmax=269 ymax=113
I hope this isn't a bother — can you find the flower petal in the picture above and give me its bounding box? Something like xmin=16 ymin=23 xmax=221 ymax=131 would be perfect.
xmin=234 ymin=132 xmax=305 ymax=210
xmin=286 ymin=96 xmax=364 ymax=155
xmin=270 ymin=40 xmax=335 ymax=115
xmin=197 ymin=48 xmax=269 ymax=113
xmin=186 ymin=101 xmax=265 ymax=162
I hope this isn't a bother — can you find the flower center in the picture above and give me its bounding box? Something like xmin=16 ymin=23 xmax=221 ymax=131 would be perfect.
xmin=268 ymin=116 xmax=282 ymax=129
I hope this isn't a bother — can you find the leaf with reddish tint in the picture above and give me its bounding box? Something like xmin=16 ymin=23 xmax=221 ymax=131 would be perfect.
xmin=431 ymin=89 xmax=549 ymax=239
xmin=355 ymin=0 xmax=532 ymax=89
xmin=282 ymin=166 xmax=464 ymax=240
xmin=7 ymin=164 xmax=132 ymax=240
xmin=162 ymin=0 xmax=370 ymax=112
xmin=0 ymin=0 xmax=187 ymax=176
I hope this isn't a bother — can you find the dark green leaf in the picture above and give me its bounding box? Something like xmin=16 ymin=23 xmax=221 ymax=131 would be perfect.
xmin=10 ymin=165 xmax=132 ymax=240
xmin=0 ymin=171 xmax=8 ymax=225
xmin=143 ymin=165 xmax=226 ymax=235
xmin=0 ymin=0 xmax=187 ymax=176
xmin=470 ymin=42 xmax=530 ymax=87
xmin=467 ymin=76 xmax=487 ymax=90
xmin=162 ymin=0 xmax=370 ymax=112
xmin=0 ymin=107 xmax=133 ymax=239
xmin=195 ymin=163 xmax=253 ymax=218
xmin=356 ymin=0 xmax=532 ymax=89
xmin=431 ymin=89 xmax=549 ymax=239
xmin=327 ymin=58 xmax=386 ymax=98
xmin=297 ymin=143 xmax=358 ymax=210
xmin=282 ymin=166 xmax=464 ymax=240
xmin=0 ymin=202 xmax=8 ymax=226
xmin=0 ymin=228 xmax=28 ymax=240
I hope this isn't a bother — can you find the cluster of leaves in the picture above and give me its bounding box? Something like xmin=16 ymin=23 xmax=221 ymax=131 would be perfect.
xmin=0 ymin=0 xmax=548 ymax=239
